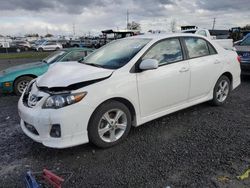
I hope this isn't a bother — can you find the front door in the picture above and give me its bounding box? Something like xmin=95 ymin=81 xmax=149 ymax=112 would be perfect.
xmin=136 ymin=38 xmax=190 ymax=118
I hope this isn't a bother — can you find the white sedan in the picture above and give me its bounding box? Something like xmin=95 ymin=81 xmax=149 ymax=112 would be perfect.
xmin=18 ymin=34 xmax=241 ymax=148
xmin=36 ymin=41 xmax=63 ymax=52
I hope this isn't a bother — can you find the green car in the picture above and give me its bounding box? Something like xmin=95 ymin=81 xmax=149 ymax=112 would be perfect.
xmin=0 ymin=48 xmax=93 ymax=95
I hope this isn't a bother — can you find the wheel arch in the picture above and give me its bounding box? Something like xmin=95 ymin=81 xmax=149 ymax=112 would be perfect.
xmin=13 ymin=74 xmax=37 ymax=85
xmin=220 ymin=71 xmax=233 ymax=89
xmin=88 ymin=97 xmax=137 ymax=129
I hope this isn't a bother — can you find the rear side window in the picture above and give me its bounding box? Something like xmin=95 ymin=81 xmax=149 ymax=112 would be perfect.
xmin=184 ymin=38 xmax=209 ymax=58
xmin=207 ymin=42 xmax=217 ymax=55
xmin=142 ymin=38 xmax=183 ymax=65
xmin=241 ymin=36 xmax=250 ymax=46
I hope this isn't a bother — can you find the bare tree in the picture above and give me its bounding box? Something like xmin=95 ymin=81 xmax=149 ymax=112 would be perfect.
xmin=127 ymin=21 xmax=141 ymax=31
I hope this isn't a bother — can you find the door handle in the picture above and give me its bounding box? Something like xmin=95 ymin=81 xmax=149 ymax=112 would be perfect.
xmin=179 ymin=67 xmax=189 ymax=73
xmin=214 ymin=60 xmax=221 ymax=64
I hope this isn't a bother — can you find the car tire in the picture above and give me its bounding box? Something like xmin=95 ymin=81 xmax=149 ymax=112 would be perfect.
xmin=88 ymin=101 xmax=132 ymax=148
xmin=55 ymin=47 xmax=60 ymax=50
xmin=14 ymin=76 xmax=34 ymax=95
xmin=210 ymin=75 xmax=231 ymax=106
xmin=38 ymin=48 xmax=43 ymax=52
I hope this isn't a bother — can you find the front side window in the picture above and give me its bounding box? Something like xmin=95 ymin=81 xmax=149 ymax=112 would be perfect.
xmin=83 ymin=38 xmax=150 ymax=69
xmin=142 ymin=38 xmax=183 ymax=65
xmin=184 ymin=37 xmax=209 ymax=58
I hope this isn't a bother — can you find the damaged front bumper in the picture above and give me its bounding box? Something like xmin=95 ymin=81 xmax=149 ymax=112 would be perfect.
xmin=18 ymin=86 xmax=92 ymax=148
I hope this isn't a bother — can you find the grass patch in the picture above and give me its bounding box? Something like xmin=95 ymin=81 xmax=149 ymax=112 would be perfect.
xmin=0 ymin=52 xmax=51 ymax=60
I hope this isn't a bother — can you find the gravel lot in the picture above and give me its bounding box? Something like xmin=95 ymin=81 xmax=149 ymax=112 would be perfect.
xmin=0 ymin=59 xmax=250 ymax=187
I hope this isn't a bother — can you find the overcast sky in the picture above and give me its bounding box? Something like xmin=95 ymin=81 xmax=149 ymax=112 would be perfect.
xmin=0 ymin=0 xmax=249 ymax=36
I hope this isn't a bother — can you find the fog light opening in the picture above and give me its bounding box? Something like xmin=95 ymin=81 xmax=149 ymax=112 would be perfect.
xmin=50 ymin=124 xmax=61 ymax=138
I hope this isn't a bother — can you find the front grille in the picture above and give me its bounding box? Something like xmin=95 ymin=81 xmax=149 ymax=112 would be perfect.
xmin=24 ymin=122 xmax=39 ymax=135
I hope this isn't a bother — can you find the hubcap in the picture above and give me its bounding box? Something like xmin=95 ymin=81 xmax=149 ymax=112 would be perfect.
xmin=98 ymin=109 xmax=127 ymax=143
xmin=216 ymin=80 xmax=229 ymax=103
xmin=17 ymin=80 xmax=30 ymax=93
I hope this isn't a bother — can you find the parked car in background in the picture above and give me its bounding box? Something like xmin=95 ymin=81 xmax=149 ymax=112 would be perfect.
xmin=10 ymin=41 xmax=31 ymax=52
xmin=234 ymin=34 xmax=250 ymax=75
xmin=181 ymin=29 xmax=197 ymax=34
xmin=195 ymin=29 xmax=233 ymax=50
xmin=0 ymin=48 xmax=93 ymax=95
xmin=18 ymin=34 xmax=241 ymax=149
xmin=36 ymin=41 xmax=63 ymax=52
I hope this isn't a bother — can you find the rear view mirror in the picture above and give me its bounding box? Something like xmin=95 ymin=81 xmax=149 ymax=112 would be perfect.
xmin=139 ymin=59 xmax=159 ymax=70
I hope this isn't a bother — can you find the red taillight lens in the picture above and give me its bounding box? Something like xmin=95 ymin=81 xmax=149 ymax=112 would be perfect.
xmin=237 ymin=56 xmax=241 ymax=63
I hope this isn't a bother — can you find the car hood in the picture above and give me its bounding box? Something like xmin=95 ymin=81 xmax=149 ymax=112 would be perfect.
xmin=0 ymin=61 xmax=46 ymax=75
xmin=36 ymin=61 xmax=114 ymax=88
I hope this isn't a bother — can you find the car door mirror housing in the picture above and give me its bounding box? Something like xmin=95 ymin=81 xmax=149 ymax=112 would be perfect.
xmin=139 ymin=59 xmax=159 ymax=70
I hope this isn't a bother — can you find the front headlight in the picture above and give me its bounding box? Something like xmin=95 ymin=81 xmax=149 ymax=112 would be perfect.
xmin=42 ymin=92 xmax=87 ymax=109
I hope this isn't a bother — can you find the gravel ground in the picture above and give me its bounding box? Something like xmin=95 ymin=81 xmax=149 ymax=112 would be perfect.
xmin=0 ymin=59 xmax=250 ymax=187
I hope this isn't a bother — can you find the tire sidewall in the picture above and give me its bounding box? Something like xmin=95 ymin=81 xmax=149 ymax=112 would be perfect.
xmin=88 ymin=101 xmax=132 ymax=148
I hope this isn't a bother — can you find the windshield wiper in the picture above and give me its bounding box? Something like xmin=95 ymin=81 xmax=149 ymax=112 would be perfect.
xmin=83 ymin=62 xmax=104 ymax=68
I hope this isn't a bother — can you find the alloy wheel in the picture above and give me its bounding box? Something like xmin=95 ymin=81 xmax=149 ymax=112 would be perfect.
xmin=216 ymin=80 xmax=229 ymax=103
xmin=98 ymin=109 xmax=127 ymax=143
xmin=17 ymin=80 xmax=30 ymax=94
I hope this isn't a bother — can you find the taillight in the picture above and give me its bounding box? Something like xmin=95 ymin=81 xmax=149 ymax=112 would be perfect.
xmin=237 ymin=56 xmax=241 ymax=63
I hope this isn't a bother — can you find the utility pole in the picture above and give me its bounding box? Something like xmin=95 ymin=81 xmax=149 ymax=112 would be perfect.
xmin=212 ymin=18 xmax=216 ymax=30
xmin=73 ymin=23 xmax=76 ymax=36
xmin=127 ymin=9 xmax=129 ymax=29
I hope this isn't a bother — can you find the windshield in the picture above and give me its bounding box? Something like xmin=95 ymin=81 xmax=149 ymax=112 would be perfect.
xmin=83 ymin=38 xmax=151 ymax=69
xmin=42 ymin=51 xmax=66 ymax=64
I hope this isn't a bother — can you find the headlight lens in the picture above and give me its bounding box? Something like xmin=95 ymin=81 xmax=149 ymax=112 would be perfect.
xmin=43 ymin=92 xmax=87 ymax=109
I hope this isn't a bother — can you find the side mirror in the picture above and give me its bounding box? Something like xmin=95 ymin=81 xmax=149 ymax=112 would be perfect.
xmin=139 ymin=59 xmax=159 ymax=70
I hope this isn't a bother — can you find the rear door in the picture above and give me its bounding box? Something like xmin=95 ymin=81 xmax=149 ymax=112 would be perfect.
xmin=136 ymin=38 xmax=190 ymax=118
xmin=182 ymin=37 xmax=223 ymax=100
